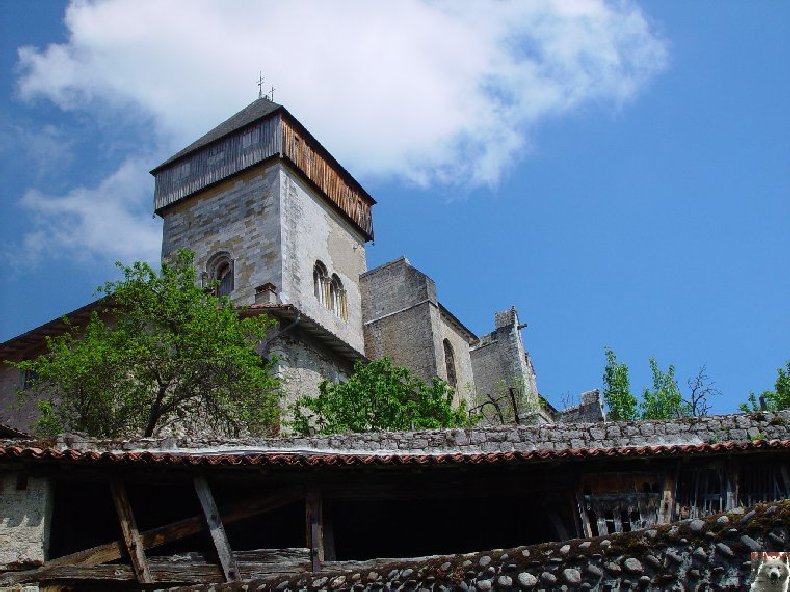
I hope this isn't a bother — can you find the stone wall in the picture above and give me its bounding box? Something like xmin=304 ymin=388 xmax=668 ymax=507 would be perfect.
xmin=555 ymin=390 xmax=606 ymax=424
xmin=0 ymin=473 xmax=53 ymax=571
xmin=471 ymin=308 xmax=538 ymax=409
xmin=271 ymin=331 xmax=355 ymax=410
xmin=438 ymin=311 xmax=475 ymax=406
xmin=161 ymin=162 xmax=283 ymax=307
xmin=63 ymin=411 xmax=790 ymax=454
xmin=280 ymin=168 xmax=367 ymax=354
xmin=170 ymin=500 xmax=790 ymax=591
xmin=0 ymin=365 xmax=39 ymax=434
xmin=360 ymin=258 xmax=441 ymax=384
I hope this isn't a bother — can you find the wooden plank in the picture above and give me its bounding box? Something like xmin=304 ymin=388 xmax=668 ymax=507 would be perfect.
xmin=110 ymin=479 xmax=152 ymax=584
xmin=33 ymin=549 xmax=311 ymax=584
xmin=0 ymin=487 xmax=299 ymax=586
xmin=193 ymin=475 xmax=239 ymax=582
xmin=305 ymin=491 xmax=323 ymax=573
xmin=658 ymin=469 xmax=677 ymax=524
xmin=725 ymin=460 xmax=739 ymax=510
xmin=574 ymin=488 xmax=592 ymax=538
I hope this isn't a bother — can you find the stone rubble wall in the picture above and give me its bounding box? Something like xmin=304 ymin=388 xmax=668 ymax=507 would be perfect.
xmin=169 ymin=500 xmax=790 ymax=591
xmin=52 ymin=411 xmax=790 ymax=454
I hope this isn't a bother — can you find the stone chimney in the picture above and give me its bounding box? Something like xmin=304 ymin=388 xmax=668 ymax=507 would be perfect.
xmin=254 ymin=283 xmax=279 ymax=305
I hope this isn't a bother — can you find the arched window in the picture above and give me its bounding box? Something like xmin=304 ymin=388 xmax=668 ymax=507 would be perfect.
xmin=207 ymin=252 xmax=234 ymax=297
xmin=329 ymin=274 xmax=347 ymax=319
xmin=443 ymin=339 xmax=457 ymax=388
xmin=313 ymin=261 xmax=328 ymax=306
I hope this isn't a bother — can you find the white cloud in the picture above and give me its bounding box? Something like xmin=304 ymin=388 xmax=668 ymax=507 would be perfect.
xmin=17 ymin=0 xmax=667 ymax=187
xmin=15 ymin=158 xmax=161 ymax=265
xmin=11 ymin=0 xmax=666 ymax=263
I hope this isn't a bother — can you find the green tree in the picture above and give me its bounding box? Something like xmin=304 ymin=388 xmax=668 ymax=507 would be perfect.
xmin=290 ymin=357 xmax=473 ymax=435
xmin=741 ymin=361 xmax=790 ymax=412
xmin=602 ymin=347 xmax=638 ymax=420
xmin=640 ymin=357 xmax=687 ymax=419
xmin=771 ymin=361 xmax=790 ymax=410
xmin=14 ymin=250 xmax=281 ymax=438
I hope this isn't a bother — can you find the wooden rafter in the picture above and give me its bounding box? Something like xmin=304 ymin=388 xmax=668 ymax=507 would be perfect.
xmin=110 ymin=479 xmax=152 ymax=584
xmin=194 ymin=475 xmax=239 ymax=582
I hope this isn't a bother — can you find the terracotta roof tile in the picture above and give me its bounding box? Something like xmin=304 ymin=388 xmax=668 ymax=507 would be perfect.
xmin=0 ymin=439 xmax=787 ymax=469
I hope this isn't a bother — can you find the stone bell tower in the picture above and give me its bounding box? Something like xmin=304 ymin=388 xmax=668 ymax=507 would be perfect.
xmin=150 ymin=98 xmax=375 ymax=355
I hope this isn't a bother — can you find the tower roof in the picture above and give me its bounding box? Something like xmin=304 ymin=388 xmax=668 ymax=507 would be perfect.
xmin=150 ymin=97 xmax=375 ymax=240
xmin=151 ymin=98 xmax=283 ymax=173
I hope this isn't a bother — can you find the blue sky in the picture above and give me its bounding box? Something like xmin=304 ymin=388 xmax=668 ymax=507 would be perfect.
xmin=1 ymin=1 xmax=787 ymax=414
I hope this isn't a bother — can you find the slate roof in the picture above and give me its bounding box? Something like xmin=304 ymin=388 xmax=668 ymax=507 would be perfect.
xmin=151 ymin=98 xmax=283 ymax=172
xmin=0 ymin=439 xmax=786 ymax=470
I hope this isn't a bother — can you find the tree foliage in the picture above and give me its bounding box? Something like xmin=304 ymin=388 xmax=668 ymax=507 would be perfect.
xmin=602 ymin=347 xmax=638 ymax=420
xmin=640 ymin=357 xmax=687 ymax=419
xmin=290 ymin=357 xmax=473 ymax=435
xmin=740 ymin=361 xmax=790 ymax=412
xmin=15 ymin=250 xmax=281 ymax=438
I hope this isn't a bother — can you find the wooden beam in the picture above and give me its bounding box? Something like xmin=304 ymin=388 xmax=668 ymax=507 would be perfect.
xmin=658 ymin=468 xmax=677 ymax=524
xmin=194 ymin=475 xmax=239 ymax=582
xmin=110 ymin=479 xmax=152 ymax=584
xmin=0 ymin=487 xmax=299 ymax=586
xmin=574 ymin=487 xmax=593 ymax=538
xmin=725 ymin=460 xmax=739 ymax=510
xmin=305 ymin=491 xmax=323 ymax=573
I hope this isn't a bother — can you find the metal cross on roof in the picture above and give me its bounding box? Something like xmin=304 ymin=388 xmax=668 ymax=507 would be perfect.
xmin=257 ymin=72 xmax=265 ymax=99
xmin=268 ymin=85 xmax=276 ymax=102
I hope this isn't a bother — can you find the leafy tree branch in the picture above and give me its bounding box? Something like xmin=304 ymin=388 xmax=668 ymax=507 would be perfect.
xmin=14 ymin=250 xmax=281 ymax=438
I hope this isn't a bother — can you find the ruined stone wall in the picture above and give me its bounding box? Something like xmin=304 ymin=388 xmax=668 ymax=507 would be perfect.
xmin=0 ymin=474 xmax=53 ymax=571
xmin=86 ymin=411 xmax=790 ymax=454
xmin=555 ymin=390 xmax=606 ymax=424
xmin=471 ymin=308 xmax=537 ymax=409
xmin=171 ymin=500 xmax=789 ymax=592
xmin=160 ymin=162 xmax=283 ymax=306
xmin=279 ymin=168 xmax=367 ymax=354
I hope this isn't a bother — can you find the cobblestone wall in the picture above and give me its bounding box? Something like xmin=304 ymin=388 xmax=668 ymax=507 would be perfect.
xmin=170 ymin=500 xmax=790 ymax=591
xmin=53 ymin=411 xmax=790 ymax=454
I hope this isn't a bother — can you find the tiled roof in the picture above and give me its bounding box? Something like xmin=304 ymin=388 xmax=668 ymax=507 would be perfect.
xmin=1 ymin=439 xmax=787 ymax=469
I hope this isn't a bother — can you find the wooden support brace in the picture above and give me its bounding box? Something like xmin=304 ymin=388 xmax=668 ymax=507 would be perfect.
xmin=0 ymin=486 xmax=299 ymax=587
xmin=110 ymin=479 xmax=153 ymax=584
xmin=194 ymin=475 xmax=239 ymax=582
xmin=305 ymin=491 xmax=324 ymax=573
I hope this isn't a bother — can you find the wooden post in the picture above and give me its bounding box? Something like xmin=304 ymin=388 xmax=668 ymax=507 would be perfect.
xmin=725 ymin=460 xmax=739 ymax=510
xmin=305 ymin=492 xmax=324 ymax=573
xmin=194 ymin=475 xmax=239 ymax=582
xmin=658 ymin=467 xmax=677 ymax=524
xmin=574 ymin=487 xmax=593 ymax=538
xmin=109 ymin=479 xmax=152 ymax=584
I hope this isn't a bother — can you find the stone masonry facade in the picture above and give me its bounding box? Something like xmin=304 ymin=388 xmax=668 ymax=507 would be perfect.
xmin=0 ymin=473 xmax=52 ymax=571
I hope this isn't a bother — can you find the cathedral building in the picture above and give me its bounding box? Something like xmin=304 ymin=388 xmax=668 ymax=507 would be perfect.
xmin=0 ymin=98 xmax=600 ymax=432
